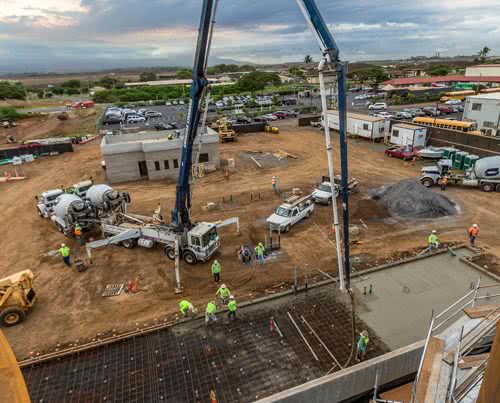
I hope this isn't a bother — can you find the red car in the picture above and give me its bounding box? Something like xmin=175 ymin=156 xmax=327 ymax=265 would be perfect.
xmin=437 ymin=105 xmax=452 ymax=114
xmin=385 ymin=146 xmax=417 ymax=160
xmin=272 ymin=111 xmax=288 ymax=119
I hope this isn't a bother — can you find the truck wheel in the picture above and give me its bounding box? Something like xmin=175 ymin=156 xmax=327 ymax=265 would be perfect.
xmin=421 ymin=178 xmax=434 ymax=188
xmin=496 ymin=184 xmax=500 ymax=192
xmin=284 ymin=225 xmax=290 ymax=233
xmin=481 ymin=183 xmax=494 ymax=192
xmin=122 ymin=239 xmax=136 ymax=249
xmin=165 ymin=247 xmax=175 ymax=260
xmin=0 ymin=307 xmax=25 ymax=327
xmin=182 ymin=251 xmax=197 ymax=265
xmin=306 ymin=211 xmax=311 ymax=218
xmin=327 ymin=198 xmax=332 ymax=205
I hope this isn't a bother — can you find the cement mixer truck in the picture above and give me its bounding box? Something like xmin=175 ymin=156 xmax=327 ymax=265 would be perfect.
xmin=85 ymin=184 xmax=130 ymax=213
xmin=50 ymin=194 xmax=98 ymax=236
xmin=420 ymin=156 xmax=500 ymax=192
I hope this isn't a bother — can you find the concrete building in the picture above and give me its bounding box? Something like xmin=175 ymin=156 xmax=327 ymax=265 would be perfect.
xmin=463 ymin=92 xmax=500 ymax=136
xmin=101 ymin=128 xmax=220 ymax=184
xmin=466 ymin=64 xmax=500 ymax=77
xmin=390 ymin=123 xmax=427 ymax=147
xmin=327 ymin=110 xmax=390 ymax=140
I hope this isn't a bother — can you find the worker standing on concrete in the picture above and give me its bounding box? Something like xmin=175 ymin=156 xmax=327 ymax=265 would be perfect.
xmin=440 ymin=175 xmax=449 ymax=191
xmin=427 ymin=230 xmax=440 ymax=252
xmin=211 ymin=260 xmax=221 ymax=283
xmin=179 ymin=300 xmax=195 ymax=317
xmin=227 ymin=295 xmax=237 ymax=321
xmin=59 ymin=243 xmax=71 ymax=267
xmin=356 ymin=330 xmax=369 ymax=361
xmin=205 ymin=301 xmax=217 ymax=325
xmin=216 ymin=284 xmax=231 ymax=305
xmin=74 ymin=223 xmax=83 ymax=246
xmin=255 ymin=242 xmax=266 ymax=265
xmin=468 ymin=224 xmax=479 ymax=246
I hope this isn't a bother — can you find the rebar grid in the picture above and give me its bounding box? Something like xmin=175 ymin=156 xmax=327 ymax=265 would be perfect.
xmin=23 ymin=289 xmax=388 ymax=403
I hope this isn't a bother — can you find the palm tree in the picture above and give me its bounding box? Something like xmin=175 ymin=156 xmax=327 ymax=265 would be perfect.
xmin=478 ymin=46 xmax=491 ymax=61
xmin=304 ymin=55 xmax=313 ymax=66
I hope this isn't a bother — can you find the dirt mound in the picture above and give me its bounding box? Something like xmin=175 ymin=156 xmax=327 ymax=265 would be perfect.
xmin=351 ymin=198 xmax=389 ymax=220
xmin=378 ymin=179 xmax=456 ymax=218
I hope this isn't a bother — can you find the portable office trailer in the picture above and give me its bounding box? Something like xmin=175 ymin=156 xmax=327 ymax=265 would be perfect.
xmin=390 ymin=123 xmax=427 ymax=147
xmin=327 ymin=110 xmax=390 ymax=140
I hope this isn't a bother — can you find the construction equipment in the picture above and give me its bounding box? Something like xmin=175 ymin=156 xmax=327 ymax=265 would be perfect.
xmin=216 ymin=118 xmax=237 ymax=142
xmin=421 ymin=156 xmax=500 ymax=192
xmin=0 ymin=270 xmax=36 ymax=327
xmin=267 ymin=194 xmax=314 ymax=233
xmin=36 ymin=189 xmax=64 ymax=218
xmin=265 ymin=125 xmax=279 ymax=134
xmin=50 ymin=193 xmax=98 ymax=236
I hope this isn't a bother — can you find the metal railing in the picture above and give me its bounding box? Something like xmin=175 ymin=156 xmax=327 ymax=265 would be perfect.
xmin=410 ymin=280 xmax=500 ymax=402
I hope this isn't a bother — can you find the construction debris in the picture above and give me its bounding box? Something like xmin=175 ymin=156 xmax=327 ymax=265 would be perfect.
xmin=102 ymin=284 xmax=124 ymax=297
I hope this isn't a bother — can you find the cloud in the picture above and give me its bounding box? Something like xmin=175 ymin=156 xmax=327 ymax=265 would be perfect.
xmin=0 ymin=0 xmax=499 ymax=72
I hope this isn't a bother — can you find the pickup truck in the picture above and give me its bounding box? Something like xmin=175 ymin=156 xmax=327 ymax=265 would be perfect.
xmin=267 ymin=195 xmax=314 ymax=233
xmin=312 ymin=177 xmax=359 ymax=204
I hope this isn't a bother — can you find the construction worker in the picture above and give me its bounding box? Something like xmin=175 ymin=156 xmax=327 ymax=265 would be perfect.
xmin=440 ymin=175 xmax=449 ymax=191
xmin=205 ymin=301 xmax=217 ymax=325
xmin=179 ymin=300 xmax=195 ymax=317
xmin=216 ymin=284 xmax=231 ymax=305
xmin=271 ymin=176 xmax=277 ymax=193
xmin=227 ymin=295 xmax=237 ymax=321
xmin=356 ymin=330 xmax=369 ymax=361
xmin=211 ymin=260 xmax=221 ymax=283
xmin=427 ymin=230 xmax=440 ymax=252
xmin=74 ymin=223 xmax=83 ymax=246
xmin=59 ymin=243 xmax=71 ymax=267
xmin=255 ymin=242 xmax=265 ymax=265
xmin=468 ymin=224 xmax=479 ymax=246
xmin=238 ymin=245 xmax=252 ymax=264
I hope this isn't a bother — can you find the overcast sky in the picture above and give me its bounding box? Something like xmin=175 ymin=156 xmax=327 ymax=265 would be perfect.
xmin=1 ymin=0 xmax=499 ymax=73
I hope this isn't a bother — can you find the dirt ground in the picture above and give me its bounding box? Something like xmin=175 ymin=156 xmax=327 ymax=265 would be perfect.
xmin=0 ymin=109 xmax=99 ymax=145
xmin=2 ymin=120 xmax=500 ymax=359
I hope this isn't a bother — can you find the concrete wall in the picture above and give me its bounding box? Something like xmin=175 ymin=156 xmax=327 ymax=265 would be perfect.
xmin=257 ymin=341 xmax=424 ymax=403
xmin=465 ymin=66 xmax=500 ymax=77
xmin=427 ymin=126 xmax=500 ymax=156
xmin=103 ymin=151 xmax=144 ymax=183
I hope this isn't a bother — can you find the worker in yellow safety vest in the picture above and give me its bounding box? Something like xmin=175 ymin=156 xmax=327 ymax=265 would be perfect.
xmin=59 ymin=243 xmax=71 ymax=267
xmin=216 ymin=284 xmax=231 ymax=305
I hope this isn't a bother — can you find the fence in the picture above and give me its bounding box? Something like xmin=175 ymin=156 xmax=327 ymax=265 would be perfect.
xmin=298 ymin=115 xmax=321 ymax=127
xmin=0 ymin=142 xmax=74 ymax=160
xmin=427 ymin=126 xmax=500 ymax=157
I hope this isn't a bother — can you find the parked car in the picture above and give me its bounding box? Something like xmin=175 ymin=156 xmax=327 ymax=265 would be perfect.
xmin=375 ymin=111 xmax=394 ymax=119
xmin=262 ymin=113 xmax=278 ymax=121
xmin=127 ymin=116 xmax=146 ymax=124
xmin=423 ymin=107 xmax=440 ymax=116
xmin=137 ymin=109 xmax=147 ymax=115
xmin=104 ymin=116 xmax=122 ymax=125
xmin=437 ymin=105 xmax=452 ymax=114
xmin=272 ymin=111 xmax=288 ymax=119
xmin=286 ymin=110 xmax=299 ymax=117
xmin=155 ymin=123 xmax=174 ymax=131
xmin=165 ymin=101 xmax=172 ymax=106
xmin=368 ymin=102 xmax=387 ymax=111
xmin=172 ymin=100 xmax=178 ymax=105
xmin=236 ymin=117 xmax=252 ymax=124
xmin=354 ymin=94 xmax=368 ymax=100
xmin=445 ymin=99 xmax=462 ymax=105
xmin=393 ymin=111 xmax=412 ymax=119
xmin=170 ymin=122 xmax=182 ymax=129
xmin=179 ymin=100 xmax=185 ymax=105
xmin=451 ymin=105 xmax=464 ymax=113
xmin=384 ymin=146 xmax=417 ymax=160
xmin=146 ymin=111 xmax=162 ymax=118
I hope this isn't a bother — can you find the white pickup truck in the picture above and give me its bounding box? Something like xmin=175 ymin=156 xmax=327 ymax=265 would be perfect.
xmin=267 ymin=195 xmax=314 ymax=233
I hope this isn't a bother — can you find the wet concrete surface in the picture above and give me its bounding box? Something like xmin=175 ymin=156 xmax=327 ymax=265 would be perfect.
xmin=352 ymin=248 xmax=499 ymax=349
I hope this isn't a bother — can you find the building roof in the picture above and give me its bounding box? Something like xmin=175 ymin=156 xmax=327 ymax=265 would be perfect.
xmin=467 ymin=64 xmax=500 ymax=68
xmin=392 ymin=123 xmax=423 ymax=130
xmin=466 ymin=92 xmax=500 ymax=100
xmin=328 ymin=109 xmax=385 ymax=122
xmin=383 ymin=75 xmax=500 ymax=86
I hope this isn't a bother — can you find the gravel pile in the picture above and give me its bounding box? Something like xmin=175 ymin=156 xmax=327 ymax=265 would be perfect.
xmin=377 ymin=179 xmax=456 ymax=218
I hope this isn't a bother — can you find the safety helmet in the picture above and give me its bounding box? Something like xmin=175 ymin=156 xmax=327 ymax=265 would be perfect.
xmin=258 ymin=242 xmax=263 ymax=246
xmin=272 ymin=176 xmax=276 ymax=179
xmin=432 ymin=230 xmax=437 ymax=233
xmin=229 ymin=295 xmax=234 ymax=299
xmin=221 ymin=284 xmax=226 ymax=288
xmin=361 ymin=330 xmax=369 ymax=337
xmin=61 ymin=243 xmax=65 ymax=247
xmin=473 ymin=224 xmax=478 ymax=228
xmin=214 ymin=260 xmax=218 ymax=263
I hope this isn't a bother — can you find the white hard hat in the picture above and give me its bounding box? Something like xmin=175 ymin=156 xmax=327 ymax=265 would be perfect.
xmin=229 ymin=295 xmax=234 ymax=299
xmin=272 ymin=175 xmax=276 ymax=178
xmin=432 ymin=230 xmax=437 ymax=233
xmin=214 ymin=259 xmax=218 ymax=263
xmin=473 ymin=224 xmax=478 ymax=228
xmin=61 ymin=243 xmax=65 ymax=247
xmin=221 ymin=284 xmax=226 ymax=288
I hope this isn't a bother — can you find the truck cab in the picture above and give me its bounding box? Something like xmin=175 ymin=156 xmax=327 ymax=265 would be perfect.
xmin=67 ymin=180 xmax=94 ymax=198
xmin=36 ymin=189 xmax=64 ymax=218
xmin=267 ymin=196 xmax=314 ymax=233
xmin=421 ymin=159 xmax=452 ymax=187
xmin=184 ymin=223 xmax=219 ymax=263
xmin=312 ymin=182 xmax=338 ymax=205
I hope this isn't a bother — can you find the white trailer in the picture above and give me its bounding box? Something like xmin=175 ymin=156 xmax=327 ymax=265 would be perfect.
xmin=390 ymin=123 xmax=427 ymax=147
xmin=327 ymin=110 xmax=390 ymax=140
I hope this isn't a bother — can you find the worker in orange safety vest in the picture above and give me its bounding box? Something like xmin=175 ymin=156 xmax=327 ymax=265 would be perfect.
xmin=468 ymin=224 xmax=479 ymax=246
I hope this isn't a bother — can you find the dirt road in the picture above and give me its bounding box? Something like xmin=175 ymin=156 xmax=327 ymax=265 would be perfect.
xmin=1 ymin=120 xmax=499 ymax=359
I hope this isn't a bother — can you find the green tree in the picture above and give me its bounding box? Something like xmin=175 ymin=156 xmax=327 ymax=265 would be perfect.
xmin=429 ymin=65 xmax=451 ymax=76
xmin=478 ymin=46 xmax=491 ymax=61
xmin=37 ymin=90 xmax=45 ymax=99
xmin=304 ymin=55 xmax=313 ymax=66
xmin=176 ymin=69 xmax=192 ymax=79
xmin=272 ymin=95 xmax=281 ymax=106
xmin=0 ymin=107 xmax=24 ymax=120
xmin=139 ymin=72 xmax=157 ymax=82
xmin=98 ymin=76 xmax=119 ymax=89
xmin=0 ymin=82 xmax=26 ymax=100
xmin=289 ymin=67 xmax=304 ymax=78
xmin=61 ymin=79 xmax=81 ymax=88
xmin=52 ymin=87 xmax=65 ymax=95
xmin=237 ymin=72 xmax=281 ymax=92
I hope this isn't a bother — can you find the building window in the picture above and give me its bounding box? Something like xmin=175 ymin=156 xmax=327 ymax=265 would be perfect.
xmin=392 ymin=129 xmax=399 ymax=137
xmin=164 ymin=160 xmax=169 ymax=170
xmin=471 ymin=103 xmax=482 ymax=111
xmin=199 ymin=153 xmax=209 ymax=163
xmin=363 ymin=123 xmax=369 ymax=130
xmin=173 ymin=159 xmax=179 ymax=169
xmin=154 ymin=161 xmax=160 ymax=171
xmin=483 ymin=121 xmax=495 ymax=128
